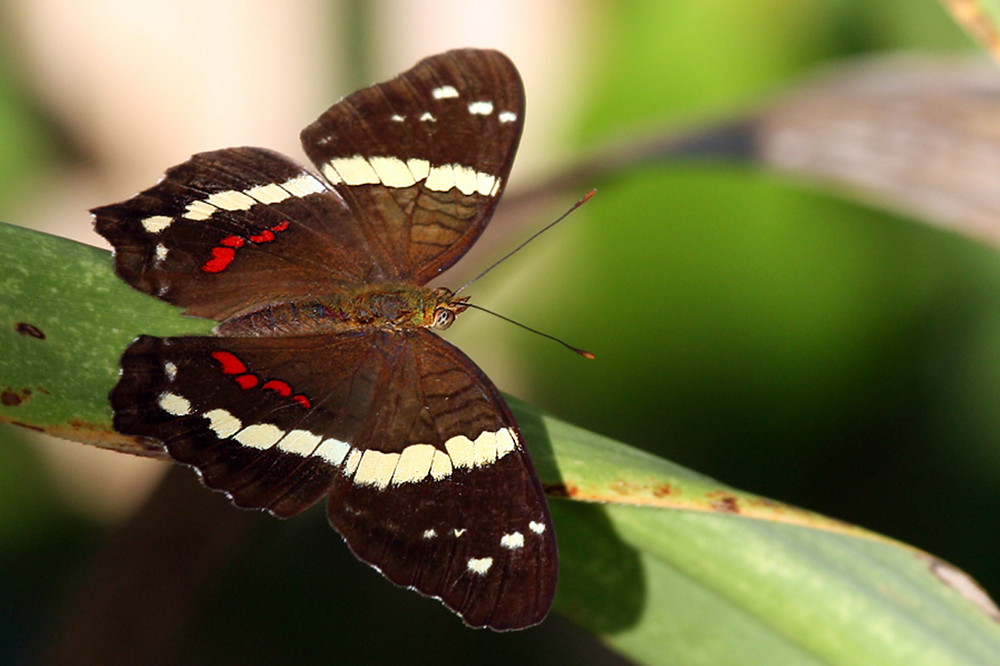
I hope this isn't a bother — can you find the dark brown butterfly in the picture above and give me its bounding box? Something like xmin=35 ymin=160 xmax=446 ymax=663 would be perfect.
xmin=93 ymin=49 xmax=556 ymax=631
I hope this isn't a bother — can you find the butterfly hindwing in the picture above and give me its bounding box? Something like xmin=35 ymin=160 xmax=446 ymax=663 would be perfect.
xmin=301 ymin=49 xmax=524 ymax=284
xmin=112 ymin=330 xmax=556 ymax=628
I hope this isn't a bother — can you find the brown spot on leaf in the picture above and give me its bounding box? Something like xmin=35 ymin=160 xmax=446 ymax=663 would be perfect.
xmin=15 ymin=322 xmax=45 ymax=339
xmin=544 ymin=483 xmax=577 ymax=498
xmin=711 ymin=495 xmax=740 ymax=513
xmin=653 ymin=484 xmax=675 ymax=497
xmin=2 ymin=388 xmax=25 ymax=407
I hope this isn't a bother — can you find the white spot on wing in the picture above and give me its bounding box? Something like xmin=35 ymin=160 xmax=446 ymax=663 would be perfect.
xmin=154 ymin=243 xmax=169 ymax=263
xmin=423 ymin=529 xmax=437 ymax=539
xmin=424 ymin=163 xmax=455 ymax=193
xmin=353 ymin=450 xmax=399 ymax=489
xmin=163 ymin=361 xmax=178 ymax=381
xmin=206 ymin=189 xmax=256 ymax=211
xmin=451 ymin=165 xmax=479 ymax=196
xmin=467 ymin=557 xmax=493 ymax=574
xmin=496 ymin=427 xmax=518 ymax=456
xmin=432 ymin=85 xmax=459 ymax=99
xmin=468 ymin=101 xmax=494 ymax=115
xmin=406 ymin=158 xmax=430 ymax=181
xmin=234 ymin=423 xmax=284 ymax=450
xmin=476 ymin=172 xmax=498 ymax=198
xmin=422 ymin=163 xmax=501 ymax=197
xmin=453 ymin=528 xmax=466 ymax=537
xmin=391 ymin=443 xmax=436 ymax=484
xmin=316 ymin=438 xmax=351 ymax=466
xmin=501 ymin=532 xmax=525 ymax=549
xmin=369 ymin=156 xmax=417 ymax=188
xmin=429 ymin=449 xmax=453 ymax=480
xmin=326 ymin=156 xmax=380 ymax=185
xmin=419 ymin=112 xmax=436 ymax=122
xmin=203 ymin=408 xmax=242 ymax=438
xmin=183 ymin=200 xmax=217 ymax=220
xmin=529 ymin=521 xmax=546 ymax=534
xmin=282 ymin=173 xmax=326 ymax=196
xmin=246 ymin=182 xmax=290 ymax=205
xmin=445 ymin=435 xmax=476 ymax=469
xmin=443 ymin=428 xmax=520 ymax=469
xmin=473 ymin=430 xmax=499 ymax=465
xmin=173 ymin=174 xmax=324 ymax=224
xmin=498 ymin=111 xmax=517 ymax=123
xmin=391 ymin=114 xmax=405 ymax=122
xmin=141 ymin=215 xmax=173 ymax=233
xmin=316 ymin=154 xmax=500 ymax=198
xmin=321 ymin=163 xmax=343 ymax=185
xmin=343 ymin=448 xmax=363 ymax=476
xmin=158 ymin=391 xmax=191 ymax=416
xmin=277 ymin=429 xmax=322 ymax=456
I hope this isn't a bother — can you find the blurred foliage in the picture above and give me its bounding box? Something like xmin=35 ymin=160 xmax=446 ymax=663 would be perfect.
xmin=0 ymin=35 xmax=70 ymax=224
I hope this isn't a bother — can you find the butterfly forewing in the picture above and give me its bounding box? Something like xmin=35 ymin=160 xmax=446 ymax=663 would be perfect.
xmin=301 ymin=49 xmax=524 ymax=284
xmin=93 ymin=147 xmax=394 ymax=321
xmin=96 ymin=49 xmax=556 ymax=630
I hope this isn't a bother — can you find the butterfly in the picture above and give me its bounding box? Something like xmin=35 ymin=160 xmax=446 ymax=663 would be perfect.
xmin=92 ymin=49 xmax=557 ymax=631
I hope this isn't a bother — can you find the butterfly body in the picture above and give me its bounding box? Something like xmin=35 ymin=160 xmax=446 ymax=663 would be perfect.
xmin=94 ymin=49 xmax=557 ymax=631
xmin=215 ymin=284 xmax=467 ymax=337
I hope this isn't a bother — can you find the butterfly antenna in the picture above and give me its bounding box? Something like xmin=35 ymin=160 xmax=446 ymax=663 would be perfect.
xmin=464 ymin=302 xmax=595 ymax=359
xmin=454 ymin=189 xmax=597 ymax=295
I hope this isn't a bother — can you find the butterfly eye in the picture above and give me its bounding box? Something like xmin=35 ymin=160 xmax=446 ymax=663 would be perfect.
xmin=432 ymin=307 xmax=455 ymax=330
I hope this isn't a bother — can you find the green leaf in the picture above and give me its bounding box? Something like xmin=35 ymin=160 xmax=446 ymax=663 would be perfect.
xmin=514 ymin=400 xmax=1000 ymax=664
xmin=2 ymin=220 xmax=999 ymax=664
xmin=0 ymin=220 xmax=213 ymax=449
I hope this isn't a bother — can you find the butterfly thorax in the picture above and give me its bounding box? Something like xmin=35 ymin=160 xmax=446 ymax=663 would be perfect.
xmin=215 ymin=284 xmax=469 ymax=337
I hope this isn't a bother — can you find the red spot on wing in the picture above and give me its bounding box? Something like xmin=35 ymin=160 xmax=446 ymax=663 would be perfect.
xmin=202 ymin=246 xmax=236 ymax=273
xmin=210 ymin=348 xmax=309 ymax=408
xmin=248 ymin=230 xmax=275 ymax=244
xmin=211 ymin=351 xmax=247 ymax=375
xmin=235 ymin=374 xmax=259 ymax=389
xmin=262 ymin=379 xmax=292 ymax=396
xmin=199 ymin=221 xmax=291 ymax=273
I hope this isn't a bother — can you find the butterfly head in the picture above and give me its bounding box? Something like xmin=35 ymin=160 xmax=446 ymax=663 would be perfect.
xmin=428 ymin=287 xmax=469 ymax=331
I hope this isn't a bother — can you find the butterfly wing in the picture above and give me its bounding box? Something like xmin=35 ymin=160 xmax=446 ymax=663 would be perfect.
xmin=112 ymin=330 xmax=556 ymax=629
xmin=94 ymin=49 xmax=523 ymax=319
xmin=92 ymin=147 xmax=387 ymax=321
xmin=325 ymin=329 xmax=556 ymax=630
xmin=300 ymin=48 xmax=524 ymax=284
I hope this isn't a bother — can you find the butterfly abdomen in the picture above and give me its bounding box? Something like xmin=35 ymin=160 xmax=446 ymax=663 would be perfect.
xmin=216 ymin=284 xmax=466 ymax=337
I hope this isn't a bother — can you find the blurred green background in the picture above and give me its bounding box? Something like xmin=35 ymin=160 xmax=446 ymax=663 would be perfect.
xmin=2 ymin=1 xmax=997 ymax=664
